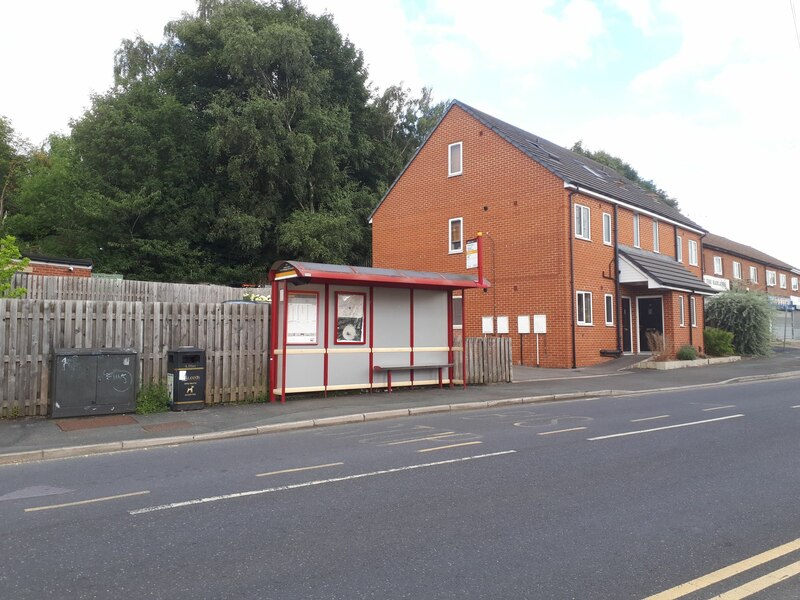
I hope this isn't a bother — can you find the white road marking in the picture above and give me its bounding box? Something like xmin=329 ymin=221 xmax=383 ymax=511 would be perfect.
xmin=588 ymin=414 xmax=744 ymax=441
xmin=630 ymin=415 xmax=670 ymax=422
xmin=130 ymin=451 xmax=517 ymax=515
xmin=537 ymin=427 xmax=587 ymax=436
xmin=417 ymin=441 xmax=482 ymax=452
xmin=702 ymin=405 xmax=737 ymax=412
xmin=792 ymin=405 xmax=800 ymax=409
xmin=25 ymin=490 xmax=150 ymax=512
xmin=256 ymin=462 xmax=343 ymax=477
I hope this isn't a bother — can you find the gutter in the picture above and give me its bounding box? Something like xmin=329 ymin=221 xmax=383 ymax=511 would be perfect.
xmin=563 ymin=182 xmax=705 ymax=236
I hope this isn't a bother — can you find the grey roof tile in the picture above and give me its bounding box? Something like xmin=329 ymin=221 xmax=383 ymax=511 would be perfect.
xmin=619 ymin=245 xmax=715 ymax=294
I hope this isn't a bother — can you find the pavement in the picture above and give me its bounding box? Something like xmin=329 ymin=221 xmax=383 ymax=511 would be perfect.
xmin=2 ymin=348 xmax=799 ymax=465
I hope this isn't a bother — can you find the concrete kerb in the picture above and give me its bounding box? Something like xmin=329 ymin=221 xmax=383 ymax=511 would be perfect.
xmin=4 ymin=371 xmax=800 ymax=466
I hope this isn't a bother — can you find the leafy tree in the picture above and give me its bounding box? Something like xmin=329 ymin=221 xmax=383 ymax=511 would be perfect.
xmin=571 ymin=140 xmax=678 ymax=209
xmin=705 ymin=290 xmax=773 ymax=356
xmin=6 ymin=0 xmax=440 ymax=283
xmin=0 ymin=235 xmax=28 ymax=298
xmin=0 ymin=116 xmax=31 ymax=224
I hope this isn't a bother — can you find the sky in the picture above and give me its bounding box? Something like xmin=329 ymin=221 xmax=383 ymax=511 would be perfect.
xmin=2 ymin=0 xmax=800 ymax=269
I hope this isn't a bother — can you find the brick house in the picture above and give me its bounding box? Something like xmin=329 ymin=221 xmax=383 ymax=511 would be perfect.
xmin=21 ymin=253 xmax=93 ymax=278
xmin=370 ymin=100 xmax=715 ymax=368
xmin=702 ymin=233 xmax=800 ymax=309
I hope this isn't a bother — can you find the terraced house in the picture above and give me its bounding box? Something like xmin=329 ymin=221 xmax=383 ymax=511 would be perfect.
xmin=701 ymin=233 xmax=800 ymax=309
xmin=370 ymin=100 xmax=715 ymax=368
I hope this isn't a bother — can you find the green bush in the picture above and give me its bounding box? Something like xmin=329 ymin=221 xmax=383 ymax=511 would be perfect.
xmin=704 ymin=291 xmax=772 ymax=356
xmin=136 ymin=382 xmax=170 ymax=414
xmin=704 ymin=327 xmax=735 ymax=357
xmin=676 ymin=345 xmax=697 ymax=360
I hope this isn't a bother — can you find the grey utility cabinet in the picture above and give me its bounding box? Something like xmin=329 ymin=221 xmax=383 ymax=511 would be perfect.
xmin=51 ymin=348 xmax=138 ymax=418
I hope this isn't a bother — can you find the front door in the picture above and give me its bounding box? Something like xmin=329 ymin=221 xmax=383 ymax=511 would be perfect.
xmin=621 ymin=298 xmax=632 ymax=353
xmin=637 ymin=297 xmax=664 ymax=352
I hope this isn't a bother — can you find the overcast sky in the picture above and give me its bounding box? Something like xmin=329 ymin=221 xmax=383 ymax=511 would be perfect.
xmin=3 ymin=0 xmax=800 ymax=269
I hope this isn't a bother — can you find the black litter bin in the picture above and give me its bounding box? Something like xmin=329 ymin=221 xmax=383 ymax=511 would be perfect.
xmin=167 ymin=347 xmax=206 ymax=411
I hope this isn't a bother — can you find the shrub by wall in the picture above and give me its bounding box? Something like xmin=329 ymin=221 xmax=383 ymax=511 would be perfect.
xmin=704 ymin=327 xmax=735 ymax=357
xmin=705 ymin=291 xmax=772 ymax=356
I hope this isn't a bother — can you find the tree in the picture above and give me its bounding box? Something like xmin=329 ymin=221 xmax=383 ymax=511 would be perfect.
xmin=5 ymin=0 xmax=441 ymax=283
xmin=571 ymin=140 xmax=678 ymax=209
xmin=0 ymin=116 xmax=30 ymax=224
xmin=0 ymin=235 xmax=28 ymax=298
xmin=705 ymin=290 xmax=773 ymax=356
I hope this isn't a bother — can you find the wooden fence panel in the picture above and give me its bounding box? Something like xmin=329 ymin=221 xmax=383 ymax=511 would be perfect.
xmin=12 ymin=273 xmax=271 ymax=304
xmin=0 ymin=299 xmax=270 ymax=417
xmin=464 ymin=337 xmax=513 ymax=384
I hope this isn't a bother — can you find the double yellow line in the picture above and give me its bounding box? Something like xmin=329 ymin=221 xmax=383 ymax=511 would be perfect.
xmin=645 ymin=537 xmax=800 ymax=599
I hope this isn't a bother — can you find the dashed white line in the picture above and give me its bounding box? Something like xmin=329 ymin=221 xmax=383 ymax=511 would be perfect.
xmin=417 ymin=441 xmax=482 ymax=452
xmin=256 ymin=462 xmax=343 ymax=477
xmin=130 ymin=451 xmax=517 ymax=515
xmin=630 ymin=415 xmax=670 ymax=423
xmin=702 ymin=405 xmax=737 ymax=412
xmin=26 ymin=490 xmax=150 ymax=512
xmin=588 ymin=414 xmax=744 ymax=441
xmin=538 ymin=427 xmax=587 ymax=436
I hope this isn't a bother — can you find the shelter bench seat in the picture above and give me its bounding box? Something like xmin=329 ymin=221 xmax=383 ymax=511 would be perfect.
xmin=373 ymin=363 xmax=454 ymax=393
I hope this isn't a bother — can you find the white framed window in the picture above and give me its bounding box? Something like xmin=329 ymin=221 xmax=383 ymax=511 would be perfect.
xmin=690 ymin=296 xmax=697 ymax=328
xmin=733 ymin=261 xmax=742 ymax=280
xmin=688 ymin=240 xmax=698 ymax=266
xmin=792 ymin=277 xmax=799 ymax=291
xmin=633 ymin=214 xmax=640 ymax=248
xmin=448 ymin=142 xmax=462 ymax=176
xmin=602 ymin=213 xmax=612 ymax=245
xmin=679 ymin=296 xmax=685 ymax=327
xmin=676 ymin=235 xmax=683 ymax=263
xmin=575 ymin=204 xmax=591 ymax=240
xmin=713 ymin=256 xmax=723 ymax=276
xmin=749 ymin=265 xmax=758 ymax=283
xmin=766 ymin=270 xmax=777 ymax=287
xmin=653 ymin=219 xmax=660 ymax=253
xmin=604 ymin=294 xmax=614 ymax=326
xmin=779 ymin=273 xmax=787 ymax=289
xmin=576 ymin=291 xmax=593 ymax=325
xmin=448 ymin=217 xmax=463 ymax=253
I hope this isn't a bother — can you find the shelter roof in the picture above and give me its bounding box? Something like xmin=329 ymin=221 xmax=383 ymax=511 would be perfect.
xmin=619 ymin=245 xmax=716 ymax=295
xmin=268 ymin=260 xmax=489 ymax=290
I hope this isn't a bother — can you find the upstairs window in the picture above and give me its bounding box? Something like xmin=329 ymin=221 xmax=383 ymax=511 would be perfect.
xmin=575 ymin=204 xmax=591 ymax=240
xmin=749 ymin=266 xmax=758 ymax=283
xmin=602 ymin=213 xmax=612 ymax=245
xmin=688 ymin=240 xmax=698 ymax=266
xmin=653 ymin=219 xmax=660 ymax=253
xmin=448 ymin=142 xmax=463 ymax=177
xmin=792 ymin=277 xmax=798 ymax=291
xmin=779 ymin=273 xmax=787 ymax=289
xmin=676 ymin=235 xmax=683 ymax=262
xmin=733 ymin=261 xmax=742 ymax=279
xmin=767 ymin=270 xmax=777 ymax=287
xmin=713 ymin=256 xmax=723 ymax=276
xmin=633 ymin=214 xmax=640 ymax=248
xmin=449 ymin=217 xmax=463 ymax=253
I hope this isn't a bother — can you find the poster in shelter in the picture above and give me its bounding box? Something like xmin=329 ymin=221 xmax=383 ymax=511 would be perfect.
xmin=336 ymin=293 xmax=365 ymax=343
xmin=287 ymin=293 xmax=318 ymax=344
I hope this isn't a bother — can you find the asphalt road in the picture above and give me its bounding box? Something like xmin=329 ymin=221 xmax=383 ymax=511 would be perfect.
xmin=2 ymin=378 xmax=800 ymax=599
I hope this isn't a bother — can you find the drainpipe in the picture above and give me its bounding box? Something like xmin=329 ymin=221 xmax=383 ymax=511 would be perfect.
xmin=568 ymin=186 xmax=577 ymax=369
xmin=614 ymin=204 xmax=622 ymax=353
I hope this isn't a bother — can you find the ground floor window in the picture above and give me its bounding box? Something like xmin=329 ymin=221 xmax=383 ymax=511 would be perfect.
xmin=690 ymin=296 xmax=697 ymax=327
xmin=604 ymin=294 xmax=614 ymax=325
xmin=577 ymin=291 xmax=593 ymax=325
xmin=679 ymin=295 xmax=685 ymax=326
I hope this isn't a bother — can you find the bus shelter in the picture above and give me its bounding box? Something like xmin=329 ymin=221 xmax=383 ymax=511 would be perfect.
xmin=269 ymin=261 xmax=489 ymax=402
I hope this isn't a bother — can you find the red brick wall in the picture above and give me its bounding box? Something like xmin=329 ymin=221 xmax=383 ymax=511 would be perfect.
xmin=702 ymin=246 xmax=796 ymax=298
xmin=372 ymin=105 xmax=709 ymax=366
xmin=26 ymin=264 xmax=92 ymax=278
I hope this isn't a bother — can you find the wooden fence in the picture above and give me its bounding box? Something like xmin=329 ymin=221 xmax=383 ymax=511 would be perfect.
xmin=0 ymin=299 xmax=269 ymax=417
xmin=13 ymin=273 xmax=271 ymax=303
xmin=463 ymin=337 xmax=513 ymax=384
